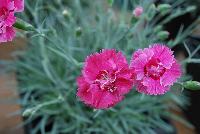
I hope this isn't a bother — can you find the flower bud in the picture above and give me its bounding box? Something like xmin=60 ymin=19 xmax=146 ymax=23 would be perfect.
xmin=62 ymin=9 xmax=70 ymax=17
xmin=154 ymin=25 xmax=163 ymax=33
xmin=183 ymin=81 xmax=200 ymax=90
xmin=157 ymin=31 xmax=169 ymax=40
xmin=22 ymin=108 xmax=36 ymax=117
xmin=58 ymin=95 xmax=65 ymax=102
xmin=75 ymin=27 xmax=82 ymax=37
xmin=133 ymin=6 xmax=143 ymax=17
xmin=14 ymin=18 xmax=35 ymax=31
xmin=157 ymin=4 xmax=171 ymax=15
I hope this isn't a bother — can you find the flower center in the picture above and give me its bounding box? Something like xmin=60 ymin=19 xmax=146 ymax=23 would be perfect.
xmin=95 ymin=70 xmax=117 ymax=92
xmin=0 ymin=7 xmax=9 ymax=34
xmin=144 ymin=58 xmax=166 ymax=80
xmin=0 ymin=7 xmax=9 ymax=21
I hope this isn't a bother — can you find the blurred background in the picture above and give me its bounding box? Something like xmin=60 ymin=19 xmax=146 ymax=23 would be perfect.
xmin=0 ymin=0 xmax=200 ymax=134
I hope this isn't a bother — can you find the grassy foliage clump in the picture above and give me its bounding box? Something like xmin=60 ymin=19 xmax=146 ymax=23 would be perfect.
xmin=14 ymin=0 xmax=197 ymax=133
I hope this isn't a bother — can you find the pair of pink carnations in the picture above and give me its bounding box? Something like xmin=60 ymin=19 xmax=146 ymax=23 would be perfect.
xmin=0 ymin=0 xmax=24 ymax=43
xmin=77 ymin=44 xmax=181 ymax=109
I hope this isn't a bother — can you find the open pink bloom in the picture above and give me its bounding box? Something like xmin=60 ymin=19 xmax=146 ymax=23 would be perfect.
xmin=130 ymin=44 xmax=181 ymax=95
xmin=133 ymin=6 xmax=143 ymax=17
xmin=77 ymin=49 xmax=134 ymax=109
xmin=0 ymin=0 xmax=24 ymax=43
xmin=13 ymin=0 xmax=24 ymax=12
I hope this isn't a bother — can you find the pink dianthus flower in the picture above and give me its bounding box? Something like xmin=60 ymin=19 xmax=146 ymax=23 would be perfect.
xmin=130 ymin=44 xmax=181 ymax=95
xmin=0 ymin=0 xmax=24 ymax=43
xmin=77 ymin=49 xmax=134 ymax=109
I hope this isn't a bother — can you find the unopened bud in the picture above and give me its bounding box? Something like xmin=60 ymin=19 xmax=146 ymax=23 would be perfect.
xmin=183 ymin=81 xmax=200 ymax=90
xmin=22 ymin=108 xmax=36 ymax=117
xmin=154 ymin=25 xmax=163 ymax=33
xmin=58 ymin=95 xmax=65 ymax=102
xmin=14 ymin=18 xmax=35 ymax=31
xmin=157 ymin=31 xmax=169 ymax=40
xmin=75 ymin=27 xmax=82 ymax=37
xmin=157 ymin=4 xmax=171 ymax=15
xmin=62 ymin=9 xmax=70 ymax=17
